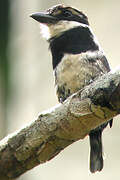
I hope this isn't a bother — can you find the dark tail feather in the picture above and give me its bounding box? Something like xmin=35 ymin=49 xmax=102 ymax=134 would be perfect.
xmin=89 ymin=130 xmax=103 ymax=173
xmin=109 ymin=119 xmax=113 ymax=128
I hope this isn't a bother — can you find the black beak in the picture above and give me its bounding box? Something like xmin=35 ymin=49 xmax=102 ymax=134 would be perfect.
xmin=30 ymin=12 xmax=58 ymax=24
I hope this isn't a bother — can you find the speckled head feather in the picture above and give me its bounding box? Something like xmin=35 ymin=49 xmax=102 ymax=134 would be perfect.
xmin=47 ymin=4 xmax=89 ymax=25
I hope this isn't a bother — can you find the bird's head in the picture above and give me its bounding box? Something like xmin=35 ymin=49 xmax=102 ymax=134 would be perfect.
xmin=30 ymin=4 xmax=89 ymax=39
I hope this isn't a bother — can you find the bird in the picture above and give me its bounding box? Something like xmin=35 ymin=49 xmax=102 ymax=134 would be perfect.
xmin=31 ymin=4 xmax=113 ymax=173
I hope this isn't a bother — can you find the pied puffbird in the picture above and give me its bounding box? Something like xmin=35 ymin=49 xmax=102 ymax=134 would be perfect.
xmin=31 ymin=4 xmax=112 ymax=173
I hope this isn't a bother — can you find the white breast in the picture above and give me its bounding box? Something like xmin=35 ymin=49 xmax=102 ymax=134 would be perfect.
xmin=55 ymin=52 xmax=105 ymax=95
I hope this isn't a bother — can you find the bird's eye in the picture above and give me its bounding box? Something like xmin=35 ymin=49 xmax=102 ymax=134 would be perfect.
xmin=63 ymin=10 xmax=72 ymax=17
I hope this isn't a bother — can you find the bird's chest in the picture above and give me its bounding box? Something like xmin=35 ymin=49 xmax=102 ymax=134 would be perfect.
xmin=55 ymin=53 xmax=103 ymax=102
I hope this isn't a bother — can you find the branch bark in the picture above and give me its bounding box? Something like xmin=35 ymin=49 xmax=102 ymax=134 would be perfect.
xmin=0 ymin=68 xmax=120 ymax=180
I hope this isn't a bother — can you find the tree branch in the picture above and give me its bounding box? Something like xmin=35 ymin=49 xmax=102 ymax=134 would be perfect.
xmin=0 ymin=68 xmax=120 ymax=180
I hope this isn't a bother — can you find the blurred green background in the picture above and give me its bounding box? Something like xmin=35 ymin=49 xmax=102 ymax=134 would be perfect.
xmin=1 ymin=0 xmax=120 ymax=179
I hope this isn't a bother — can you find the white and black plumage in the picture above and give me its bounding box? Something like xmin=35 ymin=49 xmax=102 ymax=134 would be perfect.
xmin=31 ymin=4 xmax=113 ymax=173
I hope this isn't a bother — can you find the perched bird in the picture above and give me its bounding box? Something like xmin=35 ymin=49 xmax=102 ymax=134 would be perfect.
xmin=31 ymin=4 xmax=112 ymax=173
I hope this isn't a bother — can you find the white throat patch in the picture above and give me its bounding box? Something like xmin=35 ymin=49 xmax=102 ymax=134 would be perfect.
xmin=40 ymin=21 xmax=88 ymax=40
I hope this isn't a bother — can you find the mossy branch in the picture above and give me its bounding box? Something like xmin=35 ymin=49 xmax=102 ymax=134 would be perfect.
xmin=0 ymin=68 xmax=120 ymax=180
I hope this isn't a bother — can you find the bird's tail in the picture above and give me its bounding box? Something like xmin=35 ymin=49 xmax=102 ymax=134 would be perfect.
xmin=89 ymin=130 xmax=103 ymax=173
